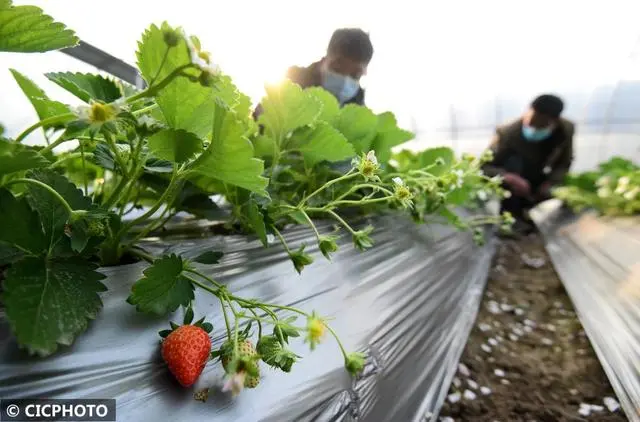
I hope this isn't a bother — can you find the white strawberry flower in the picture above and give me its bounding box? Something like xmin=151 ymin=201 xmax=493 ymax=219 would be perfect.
xmin=598 ymin=187 xmax=611 ymax=198
xmin=596 ymin=176 xmax=611 ymax=187
xmin=185 ymin=33 xmax=221 ymax=78
xmin=476 ymin=190 xmax=488 ymax=201
xmin=392 ymin=176 xmax=404 ymax=186
xmin=623 ymin=187 xmax=639 ymax=200
xmin=366 ymin=150 xmax=378 ymax=165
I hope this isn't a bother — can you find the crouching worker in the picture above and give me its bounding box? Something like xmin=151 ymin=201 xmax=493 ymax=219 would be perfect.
xmin=253 ymin=28 xmax=373 ymax=120
xmin=482 ymin=94 xmax=575 ymax=233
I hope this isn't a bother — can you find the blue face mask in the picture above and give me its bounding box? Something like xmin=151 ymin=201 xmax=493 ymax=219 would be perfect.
xmin=321 ymin=70 xmax=360 ymax=104
xmin=522 ymin=124 xmax=552 ymax=142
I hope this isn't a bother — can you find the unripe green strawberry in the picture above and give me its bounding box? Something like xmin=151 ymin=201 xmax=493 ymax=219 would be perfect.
xmin=219 ymin=339 xmax=260 ymax=388
xmin=161 ymin=325 xmax=211 ymax=387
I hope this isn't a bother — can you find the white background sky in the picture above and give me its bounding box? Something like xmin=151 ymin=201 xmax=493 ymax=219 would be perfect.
xmin=3 ymin=0 xmax=640 ymax=148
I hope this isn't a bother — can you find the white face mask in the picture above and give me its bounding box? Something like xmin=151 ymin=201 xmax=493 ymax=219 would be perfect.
xmin=321 ymin=68 xmax=360 ymax=103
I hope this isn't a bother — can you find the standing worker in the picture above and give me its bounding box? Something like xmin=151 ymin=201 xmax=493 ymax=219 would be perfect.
xmin=482 ymin=94 xmax=575 ymax=233
xmin=253 ymin=28 xmax=374 ymax=119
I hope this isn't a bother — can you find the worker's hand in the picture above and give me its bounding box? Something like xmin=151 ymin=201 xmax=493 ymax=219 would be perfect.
xmin=503 ymin=172 xmax=531 ymax=197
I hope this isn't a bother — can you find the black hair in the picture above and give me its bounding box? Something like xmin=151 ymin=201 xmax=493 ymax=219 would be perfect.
xmin=531 ymin=94 xmax=564 ymax=118
xmin=327 ymin=28 xmax=374 ymax=64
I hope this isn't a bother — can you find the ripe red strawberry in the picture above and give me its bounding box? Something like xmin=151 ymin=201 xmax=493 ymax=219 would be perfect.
xmin=161 ymin=325 xmax=211 ymax=387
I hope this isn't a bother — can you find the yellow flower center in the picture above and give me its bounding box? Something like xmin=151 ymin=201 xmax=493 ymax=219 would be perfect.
xmin=198 ymin=51 xmax=211 ymax=64
xmin=360 ymin=160 xmax=377 ymax=178
xmin=88 ymin=103 xmax=116 ymax=123
xmin=395 ymin=186 xmax=412 ymax=201
xmin=308 ymin=319 xmax=325 ymax=341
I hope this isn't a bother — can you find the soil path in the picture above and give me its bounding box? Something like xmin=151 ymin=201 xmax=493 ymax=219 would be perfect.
xmin=439 ymin=234 xmax=627 ymax=422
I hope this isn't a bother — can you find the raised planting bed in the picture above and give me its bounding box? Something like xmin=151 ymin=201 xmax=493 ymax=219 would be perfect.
xmin=440 ymin=228 xmax=626 ymax=421
xmin=1 ymin=213 xmax=495 ymax=421
xmin=531 ymin=201 xmax=640 ymax=421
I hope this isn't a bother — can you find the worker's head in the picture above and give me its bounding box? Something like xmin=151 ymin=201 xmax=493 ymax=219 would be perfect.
xmin=522 ymin=94 xmax=564 ymax=142
xmin=320 ymin=28 xmax=373 ymax=103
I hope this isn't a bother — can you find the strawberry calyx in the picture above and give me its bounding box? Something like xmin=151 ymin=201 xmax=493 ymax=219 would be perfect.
xmin=158 ymin=306 xmax=213 ymax=339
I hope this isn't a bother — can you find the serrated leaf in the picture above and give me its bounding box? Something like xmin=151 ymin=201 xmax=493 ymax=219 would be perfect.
xmin=25 ymin=169 xmax=92 ymax=248
xmin=370 ymin=112 xmax=414 ymax=163
xmin=10 ymin=69 xmax=70 ymax=129
xmin=333 ymin=104 xmax=378 ymax=153
xmin=45 ymin=72 xmax=122 ymax=103
xmin=193 ymin=251 xmax=223 ymax=265
xmin=446 ymin=185 xmax=473 ymax=206
xmin=3 ymin=257 xmax=107 ymax=356
xmin=127 ymin=254 xmax=195 ymax=316
xmin=137 ymin=23 xmax=216 ymax=138
xmin=0 ymin=138 xmax=50 ymax=177
xmin=190 ymin=102 xmax=268 ymax=195
xmin=257 ymin=80 xmax=322 ymax=145
xmin=147 ymin=128 xmax=203 ymax=163
xmin=0 ymin=1 xmax=79 ymax=53
xmin=419 ymin=147 xmax=455 ymax=176
xmin=252 ymin=135 xmax=275 ymax=158
xmin=288 ymin=209 xmax=310 ymax=225
xmin=290 ymin=122 xmax=355 ymax=167
xmin=92 ymin=143 xmax=116 ymax=171
xmin=245 ymin=200 xmax=268 ymax=246
xmin=0 ymin=189 xmax=47 ymax=260
xmin=305 ymin=87 xmax=340 ymax=122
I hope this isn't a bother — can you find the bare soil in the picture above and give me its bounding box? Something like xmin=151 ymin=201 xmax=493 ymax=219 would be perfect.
xmin=439 ymin=234 xmax=627 ymax=422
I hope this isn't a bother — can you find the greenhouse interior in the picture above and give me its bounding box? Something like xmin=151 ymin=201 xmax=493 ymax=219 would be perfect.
xmin=1 ymin=0 xmax=639 ymax=421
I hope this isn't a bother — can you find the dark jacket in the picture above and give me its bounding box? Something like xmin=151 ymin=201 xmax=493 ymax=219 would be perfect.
xmin=252 ymin=61 xmax=365 ymax=120
xmin=482 ymin=117 xmax=575 ymax=190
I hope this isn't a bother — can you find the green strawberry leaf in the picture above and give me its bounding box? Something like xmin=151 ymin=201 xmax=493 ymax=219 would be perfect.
xmin=193 ymin=251 xmax=223 ymax=265
xmin=446 ymin=185 xmax=473 ymax=206
xmin=137 ymin=23 xmax=216 ymax=139
xmin=333 ymin=104 xmax=378 ymax=154
xmin=305 ymin=87 xmax=340 ymax=122
xmin=0 ymin=1 xmax=79 ymax=53
xmin=127 ymin=254 xmax=195 ymax=316
xmin=189 ymin=102 xmax=268 ymax=195
xmin=290 ymin=122 xmax=355 ymax=167
xmin=25 ymin=169 xmax=92 ymax=250
xmin=419 ymin=147 xmax=455 ymax=176
xmin=45 ymin=72 xmax=123 ymax=103
xmin=369 ymin=112 xmax=414 ymax=164
xmin=241 ymin=198 xmax=269 ymax=246
xmin=147 ymin=129 xmax=203 ymax=164
xmin=3 ymin=256 xmax=107 ymax=356
xmin=0 ymin=138 xmax=50 ymax=177
xmin=10 ymin=69 xmax=71 ymax=129
xmin=252 ymin=135 xmax=275 ymax=158
xmin=257 ymin=80 xmax=322 ymax=146
xmin=0 ymin=189 xmax=47 ymax=263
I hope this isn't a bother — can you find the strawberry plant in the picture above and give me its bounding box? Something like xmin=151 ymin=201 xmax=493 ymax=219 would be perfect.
xmin=1 ymin=1 xmax=513 ymax=394
xmin=553 ymin=157 xmax=640 ymax=216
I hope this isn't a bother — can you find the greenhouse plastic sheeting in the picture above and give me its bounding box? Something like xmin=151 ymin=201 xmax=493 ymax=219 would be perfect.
xmin=531 ymin=201 xmax=640 ymax=422
xmin=0 ymin=214 xmax=496 ymax=422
